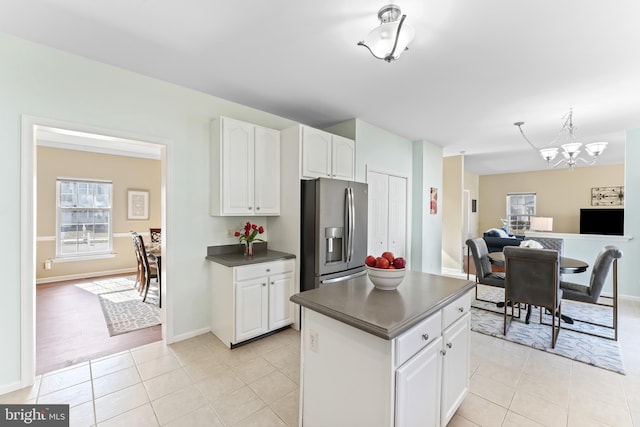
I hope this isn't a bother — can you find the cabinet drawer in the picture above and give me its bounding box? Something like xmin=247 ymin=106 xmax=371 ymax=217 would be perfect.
xmin=396 ymin=311 xmax=442 ymax=367
xmin=235 ymin=259 xmax=294 ymax=281
xmin=442 ymin=290 xmax=472 ymax=330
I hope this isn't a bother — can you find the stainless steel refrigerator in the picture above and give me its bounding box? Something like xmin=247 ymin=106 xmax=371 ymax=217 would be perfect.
xmin=300 ymin=178 xmax=368 ymax=291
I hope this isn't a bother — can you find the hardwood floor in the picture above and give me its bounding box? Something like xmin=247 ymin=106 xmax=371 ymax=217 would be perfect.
xmin=36 ymin=274 xmax=162 ymax=375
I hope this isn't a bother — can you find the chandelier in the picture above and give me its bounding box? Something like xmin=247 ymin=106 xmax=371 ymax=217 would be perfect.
xmin=514 ymin=109 xmax=607 ymax=170
xmin=357 ymin=4 xmax=415 ymax=63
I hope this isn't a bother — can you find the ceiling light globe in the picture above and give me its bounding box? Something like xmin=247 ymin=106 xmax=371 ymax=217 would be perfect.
xmin=585 ymin=142 xmax=608 ymax=156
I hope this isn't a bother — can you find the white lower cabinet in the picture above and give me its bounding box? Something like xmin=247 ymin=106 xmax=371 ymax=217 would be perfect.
xmin=211 ymin=259 xmax=294 ymax=348
xmin=395 ymin=336 xmax=442 ymax=427
xmin=440 ymin=313 xmax=471 ymax=427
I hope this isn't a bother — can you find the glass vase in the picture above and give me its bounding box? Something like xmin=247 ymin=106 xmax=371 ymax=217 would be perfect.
xmin=244 ymin=241 xmax=254 ymax=257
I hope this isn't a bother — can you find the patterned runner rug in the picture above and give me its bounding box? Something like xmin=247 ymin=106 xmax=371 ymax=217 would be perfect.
xmin=77 ymin=276 xmax=160 ymax=336
xmin=472 ymin=285 xmax=624 ymax=374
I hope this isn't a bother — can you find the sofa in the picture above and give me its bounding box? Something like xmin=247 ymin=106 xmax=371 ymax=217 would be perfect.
xmin=482 ymin=228 xmax=524 ymax=253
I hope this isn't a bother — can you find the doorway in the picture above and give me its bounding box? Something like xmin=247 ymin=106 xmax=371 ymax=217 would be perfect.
xmin=21 ymin=116 xmax=169 ymax=385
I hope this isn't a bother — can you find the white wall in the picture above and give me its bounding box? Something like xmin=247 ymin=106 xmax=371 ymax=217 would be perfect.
xmin=1 ymin=33 xmax=298 ymax=390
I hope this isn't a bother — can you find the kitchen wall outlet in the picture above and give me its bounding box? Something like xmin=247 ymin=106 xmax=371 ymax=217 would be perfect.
xmin=44 ymin=260 xmax=52 ymax=270
xmin=309 ymin=329 xmax=319 ymax=352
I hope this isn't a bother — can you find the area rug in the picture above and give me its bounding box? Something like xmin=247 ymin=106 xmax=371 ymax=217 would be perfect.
xmin=88 ymin=277 xmax=161 ymax=336
xmin=471 ymin=286 xmax=625 ymax=374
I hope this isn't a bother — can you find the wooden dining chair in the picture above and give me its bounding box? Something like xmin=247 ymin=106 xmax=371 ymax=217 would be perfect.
xmin=134 ymin=233 xmax=159 ymax=304
xmin=149 ymin=228 xmax=162 ymax=243
xmin=130 ymin=231 xmax=144 ymax=292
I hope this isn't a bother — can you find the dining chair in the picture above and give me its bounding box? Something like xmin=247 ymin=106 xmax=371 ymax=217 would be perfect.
xmin=503 ymin=246 xmax=562 ymax=348
xmin=134 ymin=233 xmax=159 ymax=304
xmin=130 ymin=231 xmax=144 ymax=292
xmin=559 ymin=245 xmax=622 ymax=340
xmin=466 ymin=238 xmax=505 ymax=306
xmin=149 ymin=228 xmax=162 ymax=243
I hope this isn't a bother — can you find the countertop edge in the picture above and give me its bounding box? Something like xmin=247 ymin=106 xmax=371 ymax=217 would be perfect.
xmin=205 ymin=251 xmax=296 ymax=267
xmin=291 ymin=280 xmax=476 ymax=340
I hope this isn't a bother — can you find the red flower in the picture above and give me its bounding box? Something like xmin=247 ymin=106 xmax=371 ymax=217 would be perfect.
xmin=235 ymin=222 xmax=266 ymax=245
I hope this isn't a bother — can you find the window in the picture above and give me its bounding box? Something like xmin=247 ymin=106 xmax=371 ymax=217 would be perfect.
xmin=56 ymin=178 xmax=113 ymax=258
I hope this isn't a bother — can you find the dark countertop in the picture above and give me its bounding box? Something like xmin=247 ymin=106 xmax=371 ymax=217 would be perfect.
xmin=206 ymin=243 xmax=295 ymax=267
xmin=290 ymin=271 xmax=475 ymax=340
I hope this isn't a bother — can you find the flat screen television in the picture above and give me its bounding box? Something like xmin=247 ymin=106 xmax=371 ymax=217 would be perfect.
xmin=579 ymin=208 xmax=624 ymax=236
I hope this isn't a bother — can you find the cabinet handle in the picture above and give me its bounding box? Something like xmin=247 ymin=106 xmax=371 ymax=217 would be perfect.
xmin=421 ymin=333 xmax=429 ymax=341
xmin=441 ymin=350 xmax=447 ymax=356
xmin=266 ymin=268 xmax=270 ymax=272
xmin=271 ymin=281 xmax=274 ymax=285
xmin=446 ymin=342 xmax=452 ymax=349
xmin=248 ymin=207 xmax=253 ymax=210
xmin=458 ymin=307 xmax=464 ymax=312
xmin=262 ymin=283 xmax=266 ymax=286
xmin=256 ymin=206 xmax=260 ymax=210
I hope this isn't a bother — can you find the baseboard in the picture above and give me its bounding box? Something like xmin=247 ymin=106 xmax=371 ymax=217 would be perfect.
xmin=167 ymin=326 xmax=212 ymax=345
xmin=0 ymin=380 xmax=23 ymax=396
xmin=36 ymin=268 xmax=137 ymax=284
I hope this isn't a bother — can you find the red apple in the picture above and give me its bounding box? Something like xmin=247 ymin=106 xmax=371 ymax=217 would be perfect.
xmin=394 ymin=257 xmax=406 ymax=269
xmin=365 ymin=255 xmax=377 ymax=267
xmin=375 ymin=257 xmax=390 ymax=269
xmin=381 ymin=251 xmax=395 ymax=264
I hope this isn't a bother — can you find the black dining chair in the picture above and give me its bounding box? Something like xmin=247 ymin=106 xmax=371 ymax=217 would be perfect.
xmin=503 ymin=246 xmax=562 ymax=348
xmin=466 ymin=238 xmax=505 ymax=306
xmin=559 ymin=245 xmax=622 ymax=340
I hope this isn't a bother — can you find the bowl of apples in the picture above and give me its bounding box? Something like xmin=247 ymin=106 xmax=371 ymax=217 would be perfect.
xmin=364 ymin=252 xmax=406 ymax=290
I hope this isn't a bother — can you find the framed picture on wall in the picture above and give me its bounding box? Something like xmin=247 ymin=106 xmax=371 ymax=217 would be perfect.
xmin=128 ymin=190 xmax=149 ymax=220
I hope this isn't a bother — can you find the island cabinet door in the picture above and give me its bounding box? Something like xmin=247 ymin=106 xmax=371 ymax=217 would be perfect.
xmin=440 ymin=313 xmax=471 ymax=427
xmin=395 ymin=336 xmax=442 ymax=427
xmin=235 ymin=278 xmax=269 ymax=342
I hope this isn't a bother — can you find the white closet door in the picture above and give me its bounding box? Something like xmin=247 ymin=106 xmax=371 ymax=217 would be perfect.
xmin=388 ymin=175 xmax=407 ymax=258
xmin=367 ymin=171 xmax=389 ymax=257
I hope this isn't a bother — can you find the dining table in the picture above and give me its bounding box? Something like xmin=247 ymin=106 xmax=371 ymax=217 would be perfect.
xmin=488 ymin=251 xmax=588 ymax=324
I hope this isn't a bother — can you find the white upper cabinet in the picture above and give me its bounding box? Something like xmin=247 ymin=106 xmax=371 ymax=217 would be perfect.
xmin=301 ymin=126 xmax=355 ymax=180
xmin=211 ymin=117 xmax=280 ymax=216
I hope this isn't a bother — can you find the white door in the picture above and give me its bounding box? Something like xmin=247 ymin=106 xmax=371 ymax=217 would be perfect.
xmin=332 ymin=135 xmax=355 ymax=180
xmin=388 ymin=175 xmax=407 ymax=258
xmin=440 ymin=313 xmax=470 ymax=427
xmin=395 ymin=336 xmax=442 ymax=427
xmin=222 ymin=118 xmax=254 ymax=214
xmin=367 ymin=171 xmax=389 ymax=256
xmin=235 ymin=278 xmax=268 ymax=342
xmin=268 ymin=272 xmax=294 ymax=330
xmin=254 ymin=126 xmax=280 ymax=215
xmin=301 ymin=127 xmax=332 ymax=178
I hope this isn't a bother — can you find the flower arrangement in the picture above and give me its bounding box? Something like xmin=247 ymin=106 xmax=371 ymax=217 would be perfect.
xmin=234 ymin=222 xmax=265 ymax=255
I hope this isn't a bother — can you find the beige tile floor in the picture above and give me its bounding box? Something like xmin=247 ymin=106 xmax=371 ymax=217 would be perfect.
xmin=2 ymin=299 xmax=639 ymax=426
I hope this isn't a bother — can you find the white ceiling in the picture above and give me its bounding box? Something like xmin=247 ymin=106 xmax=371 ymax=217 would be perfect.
xmin=2 ymin=0 xmax=639 ymax=175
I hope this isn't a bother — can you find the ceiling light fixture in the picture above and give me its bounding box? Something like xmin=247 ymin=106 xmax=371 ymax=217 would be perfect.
xmin=358 ymin=4 xmax=415 ymax=63
xmin=514 ymin=108 xmax=607 ymax=171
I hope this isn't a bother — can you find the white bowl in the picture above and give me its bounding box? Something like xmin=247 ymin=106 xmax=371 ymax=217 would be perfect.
xmin=367 ymin=266 xmax=406 ymax=290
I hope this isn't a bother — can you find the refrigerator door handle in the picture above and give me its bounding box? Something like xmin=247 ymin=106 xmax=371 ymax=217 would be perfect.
xmin=347 ymin=187 xmax=355 ymax=263
xmin=320 ymin=269 xmax=366 ymax=285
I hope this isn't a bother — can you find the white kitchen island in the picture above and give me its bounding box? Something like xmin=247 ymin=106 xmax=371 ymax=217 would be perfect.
xmin=290 ymin=271 xmax=476 ymax=427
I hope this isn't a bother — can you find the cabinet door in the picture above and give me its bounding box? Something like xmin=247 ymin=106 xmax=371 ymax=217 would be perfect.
xmin=235 ymin=277 xmax=268 ymax=342
xmin=388 ymin=175 xmax=407 ymax=258
xmin=222 ymin=118 xmax=254 ymax=214
xmin=367 ymin=171 xmax=389 ymax=256
xmin=268 ymin=271 xmax=294 ymax=330
xmin=395 ymin=336 xmax=442 ymax=427
xmin=301 ymin=127 xmax=332 ymax=178
xmin=440 ymin=313 xmax=470 ymax=427
xmin=332 ymin=135 xmax=355 ymax=180
xmin=254 ymin=126 xmax=280 ymax=215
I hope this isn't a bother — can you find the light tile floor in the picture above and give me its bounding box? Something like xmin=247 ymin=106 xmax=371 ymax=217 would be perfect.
xmin=2 ymin=299 xmax=639 ymax=426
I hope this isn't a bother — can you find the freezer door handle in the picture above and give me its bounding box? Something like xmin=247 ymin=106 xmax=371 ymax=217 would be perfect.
xmin=320 ymin=269 xmax=366 ymax=285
